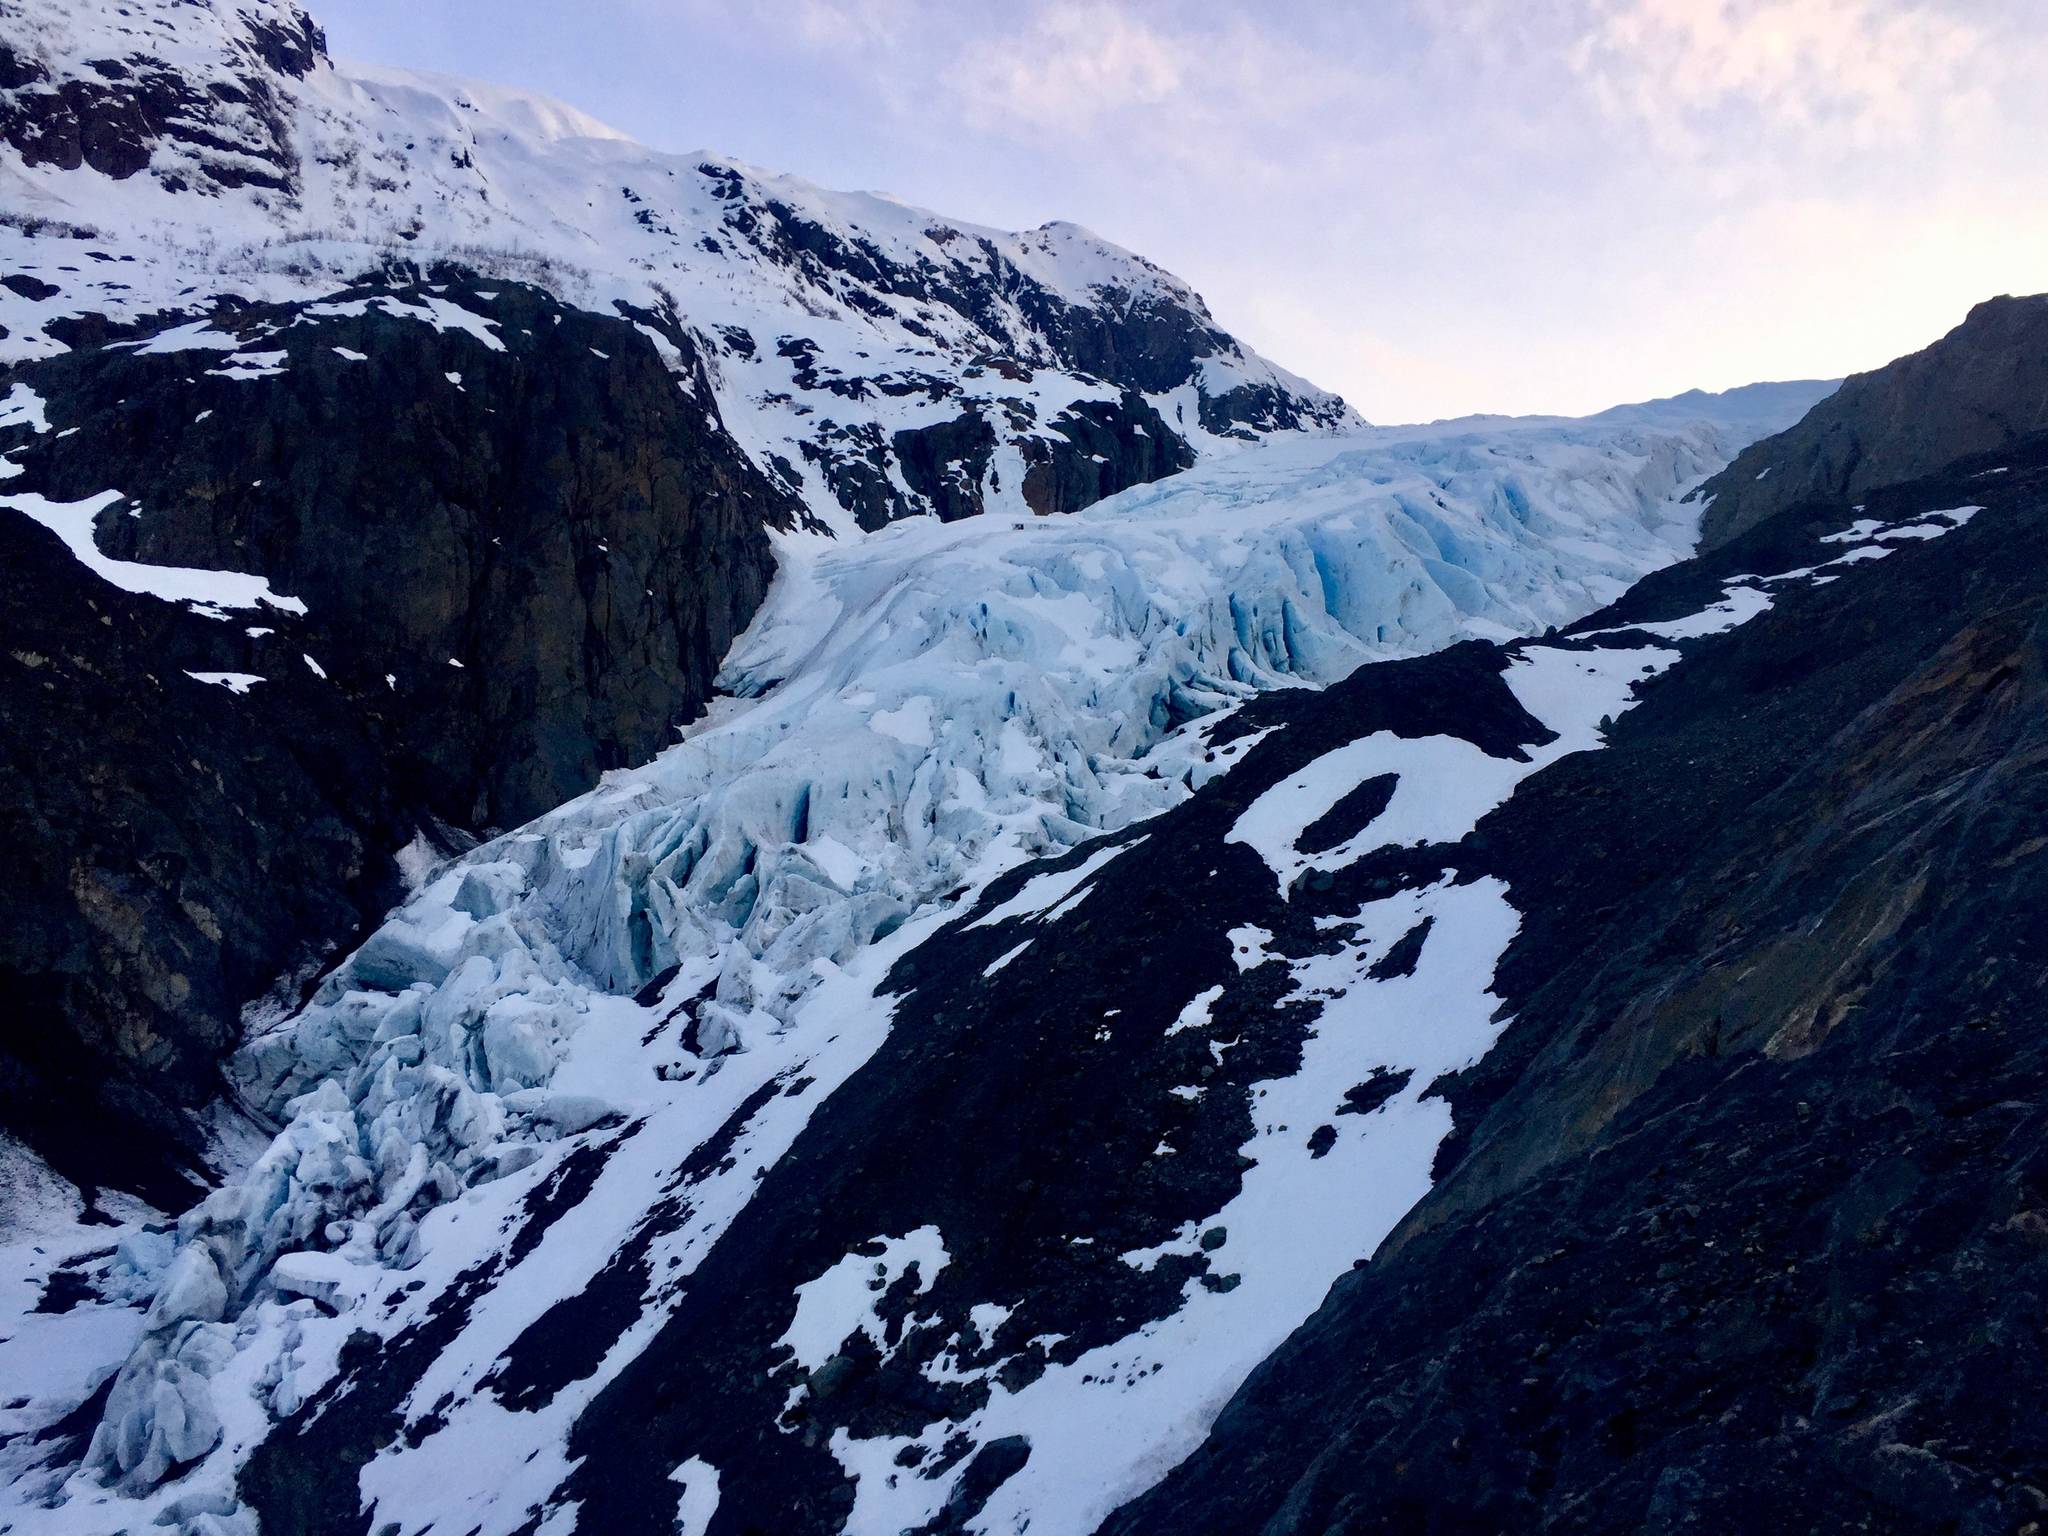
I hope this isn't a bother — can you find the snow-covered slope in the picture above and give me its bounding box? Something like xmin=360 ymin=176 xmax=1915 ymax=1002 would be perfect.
xmin=0 ymin=4 xmax=1873 ymax=1531
xmin=0 ymin=0 xmax=1353 ymax=534
xmin=0 ymin=389 xmax=1845 ymax=1532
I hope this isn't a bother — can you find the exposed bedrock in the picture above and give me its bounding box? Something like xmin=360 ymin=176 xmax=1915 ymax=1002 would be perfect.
xmin=0 ymin=267 xmax=798 ymax=1199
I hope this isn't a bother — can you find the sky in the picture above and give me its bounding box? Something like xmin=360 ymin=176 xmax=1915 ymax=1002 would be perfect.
xmin=313 ymin=0 xmax=2048 ymax=424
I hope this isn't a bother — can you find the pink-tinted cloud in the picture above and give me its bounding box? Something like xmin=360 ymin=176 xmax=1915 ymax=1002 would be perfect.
xmin=316 ymin=0 xmax=2048 ymax=421
xmin=1566 ymin=0 xmax=1998 ymax=155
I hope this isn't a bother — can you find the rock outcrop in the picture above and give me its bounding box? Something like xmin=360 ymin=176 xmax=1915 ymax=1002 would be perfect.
xmin=1695 ymin=293 xmax=2048 ymax=550
xmin=0 ymin=0 xmax=322 ymax=194
xmin=0 ymin=266 xmax=798 ymax=1202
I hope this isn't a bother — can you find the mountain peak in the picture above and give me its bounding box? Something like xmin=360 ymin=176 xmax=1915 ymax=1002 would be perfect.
xmin=0 ymin=0 xmax=1359 ymax=532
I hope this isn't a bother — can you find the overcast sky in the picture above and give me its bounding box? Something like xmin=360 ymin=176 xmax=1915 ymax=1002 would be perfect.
xmin=315 ymin=0 xmax=2046 ymax=424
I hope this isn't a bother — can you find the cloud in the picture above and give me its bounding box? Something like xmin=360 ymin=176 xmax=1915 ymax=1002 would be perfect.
xmin=948 ymin=4 xmax=1187 ymax=131
xmin=1565 ymin=0 xmax=1998 ymax=156
xmin=932 ymin=1 xmax=1369 ymax=193
xmin=782 ymin=0 xmax=916 ymax=53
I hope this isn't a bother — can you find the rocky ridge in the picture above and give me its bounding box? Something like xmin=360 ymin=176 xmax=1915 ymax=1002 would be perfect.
xmin=1695 ymin=293 xmax=2048 ymax=550
xmin=1108 ymin=331 xmax=2048 ymax=1536
xmin=0 ymin=0 xmax=1357 ymax=533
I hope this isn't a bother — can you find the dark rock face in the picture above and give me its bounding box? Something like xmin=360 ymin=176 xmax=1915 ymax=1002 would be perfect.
xmin=1013 ymin=282 xmax=1240 ymax=399
xmin=894 ymin=411 xmax=999 ymax=524
xmin=0 ymin=266 xmax=798 ymax=1201
xmin=796 ymin=385 xmax=1200 ymax=529
xmin=1021 ymin=392 xmax=1197 ymax=515
xmin=722 ymin=198 xmax=1353 ymax=526
xmin=0 ymin=1 xmax=323 ymax=194
xmin=799 ymin=421 xmax=906 ymax=533
xmin=1197 ymin=379 xmax=1341 ymax=441
xmin=12 ymin=267 xmax=797 ymax=830
xmin=1696 ymin=293 xmax=2048 ymax=550
xmin=747 ymin=204 xmax=1301 ymax=438
xmin=1100 ymin=443 xmax=2048 ymax=1536
xmin=0 ymin=508 xmax=406 ymax=1212
xmin=884 ymin=388 xmax=1198 ymax=523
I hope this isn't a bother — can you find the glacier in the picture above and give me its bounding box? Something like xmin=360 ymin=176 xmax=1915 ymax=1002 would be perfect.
xmin=0 ymin=392 xmax=1848 ymax=1532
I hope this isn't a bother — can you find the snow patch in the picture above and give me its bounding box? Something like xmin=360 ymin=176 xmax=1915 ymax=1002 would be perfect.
xmin=0 ymin=488 xmax=309 ymax=615
xmin=779 ymin=1226 xmax=949 ymax=1374
xmin=184 ymin=671 xmax=264 ymax=694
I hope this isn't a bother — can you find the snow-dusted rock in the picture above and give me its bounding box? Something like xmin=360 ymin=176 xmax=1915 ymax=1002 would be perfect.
xmin=0 ymin=0 xmax=1354 ymax=535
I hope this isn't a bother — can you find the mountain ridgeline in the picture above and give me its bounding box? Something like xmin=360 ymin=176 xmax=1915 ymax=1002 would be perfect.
xmin=2 ymin=0 xmax=2044 ymax=1532
xmin=0 ymin=0 xmax=1356 ymax=1208
xmin=1693 ymin=292 xmax=2048 ymax=549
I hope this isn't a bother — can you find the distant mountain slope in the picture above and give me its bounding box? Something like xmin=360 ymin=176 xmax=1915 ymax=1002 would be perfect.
xmin=1586 ymin=377 xmax=1838 ymax=438
xmin=1694 ymin=294 xmax=2048 ymax=550
xmin=0 ymin=0 xmax=1355 ymax=533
